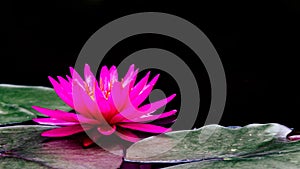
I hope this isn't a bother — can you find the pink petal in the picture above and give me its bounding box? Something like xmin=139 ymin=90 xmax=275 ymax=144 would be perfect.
xmin=32 ymin=107 xmax=100 ymax=126
xmin=48 ymin=76 xmax=74 ymax=109
xmin=109 ymin=65 xmax=118 ymax=83
xmin=76 ymin=114 xmax=100 ymax=125
xmin=111 ymin=82 xmax=130 ymax=112
xmin=131 ymin=74 xmax=160 ymax=107
xmin=122 ymin=64 xmax=135 ymax=87
xmin=94 ymin=80 xmax=105 ymax=98
xmin=139 ymin=94 xmax=176 ymax=112
xmin=57 ymin=76 xmax=72 ymax=101
xmin=33 ymin=118 xmax=79 ymax=126
xmin=110 ymin=94 xmax=176 ymax=123
xmin=72 ymin=84 xmax=90 ymax=117
xmin=288 ymin=135 xmax=300 ymax=141
xmin=84 ymin=64 xmax=97 ymax=91
xmin=107 ymin=94 xmax=118 ymax=119
xmin=129 ymin=69 xmax=139 ymax=90
xmin=109 ymin=65 xmax=117 ymax=74
xmin=66 ymin=75 xmax=72 ymax=83
xmin=115 ymin=129 xmax=141 ymax=142
xmin=58 ymin=94 xmax=74 ymax=109
xmin=69 ymin=67 xmax=74 ymax=76
xmin=130 ymin=71 xmax=150 ymax=100
xmin=57 ymin=76 xmax=72 ymax=92
xmin=54 ymin=91 xmax=74 ymax=109
xmin=94 ymin=84 xmax=111 ymax=119
xmin=100 ymin=66 xmax=109 ymax=78
xmin=32 ymin=106 xmax=78 ymax=122
xmin=100 ymin=66 xmax=110 ymax=91
xmin=41 ymin=125 xmax=88 ymax=137
xmin=48 ymin=76 xmax=61 ymax=90
xmin=109 ymin=105 xmax=137 ymax=124
xmin=118 ymin=123 xmax=171 ymax=133
xmin=73 ymin=82 xmax=104 ymax=121
xmin=122 ymin=110 xmax=177 ymax=123
xmin=123 ymin=65 xmax=135 ymax=79
xmin=69 ymin=67 xmax=85 ymax=88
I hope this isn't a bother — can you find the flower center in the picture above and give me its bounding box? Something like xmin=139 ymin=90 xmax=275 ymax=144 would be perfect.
xmin=99 ymin=78 xmax=114 ymax=100
xmin=84 ymin=82 xmax=95 ymax=100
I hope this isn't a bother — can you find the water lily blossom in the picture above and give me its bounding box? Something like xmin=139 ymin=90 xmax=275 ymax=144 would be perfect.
xmin=33 ymin=64 xmax=176 ymax=146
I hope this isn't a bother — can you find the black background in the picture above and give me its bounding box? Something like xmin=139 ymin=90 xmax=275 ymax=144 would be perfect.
xmin=1 ymin=0 xmax=300 ymax=128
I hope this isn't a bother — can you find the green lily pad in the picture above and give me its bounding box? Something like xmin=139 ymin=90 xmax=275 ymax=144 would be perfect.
xmin=0 ymin=84 xmax=72 ymax=125
xmin=165 ymin=147 xmax=300 ymax=169
xmin=0 ymin=125 xmax=123 ymax=169
xmin=125 ymin=123 xmax=293 ymax=163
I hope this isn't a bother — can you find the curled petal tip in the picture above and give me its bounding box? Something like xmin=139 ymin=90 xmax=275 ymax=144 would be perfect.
xmin=97 ymin=125 xmax=116 ymax=136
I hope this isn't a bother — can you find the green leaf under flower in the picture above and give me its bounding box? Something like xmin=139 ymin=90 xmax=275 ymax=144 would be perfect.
xmin=0 ymin=84 xmax=72 ymax=125
xmin=0 ymin=125 xmax=123 ymax=169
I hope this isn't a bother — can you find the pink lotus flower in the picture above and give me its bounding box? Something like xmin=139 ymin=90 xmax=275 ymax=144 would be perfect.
xmin=33 ymin=64 xmax=176 ymax=146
